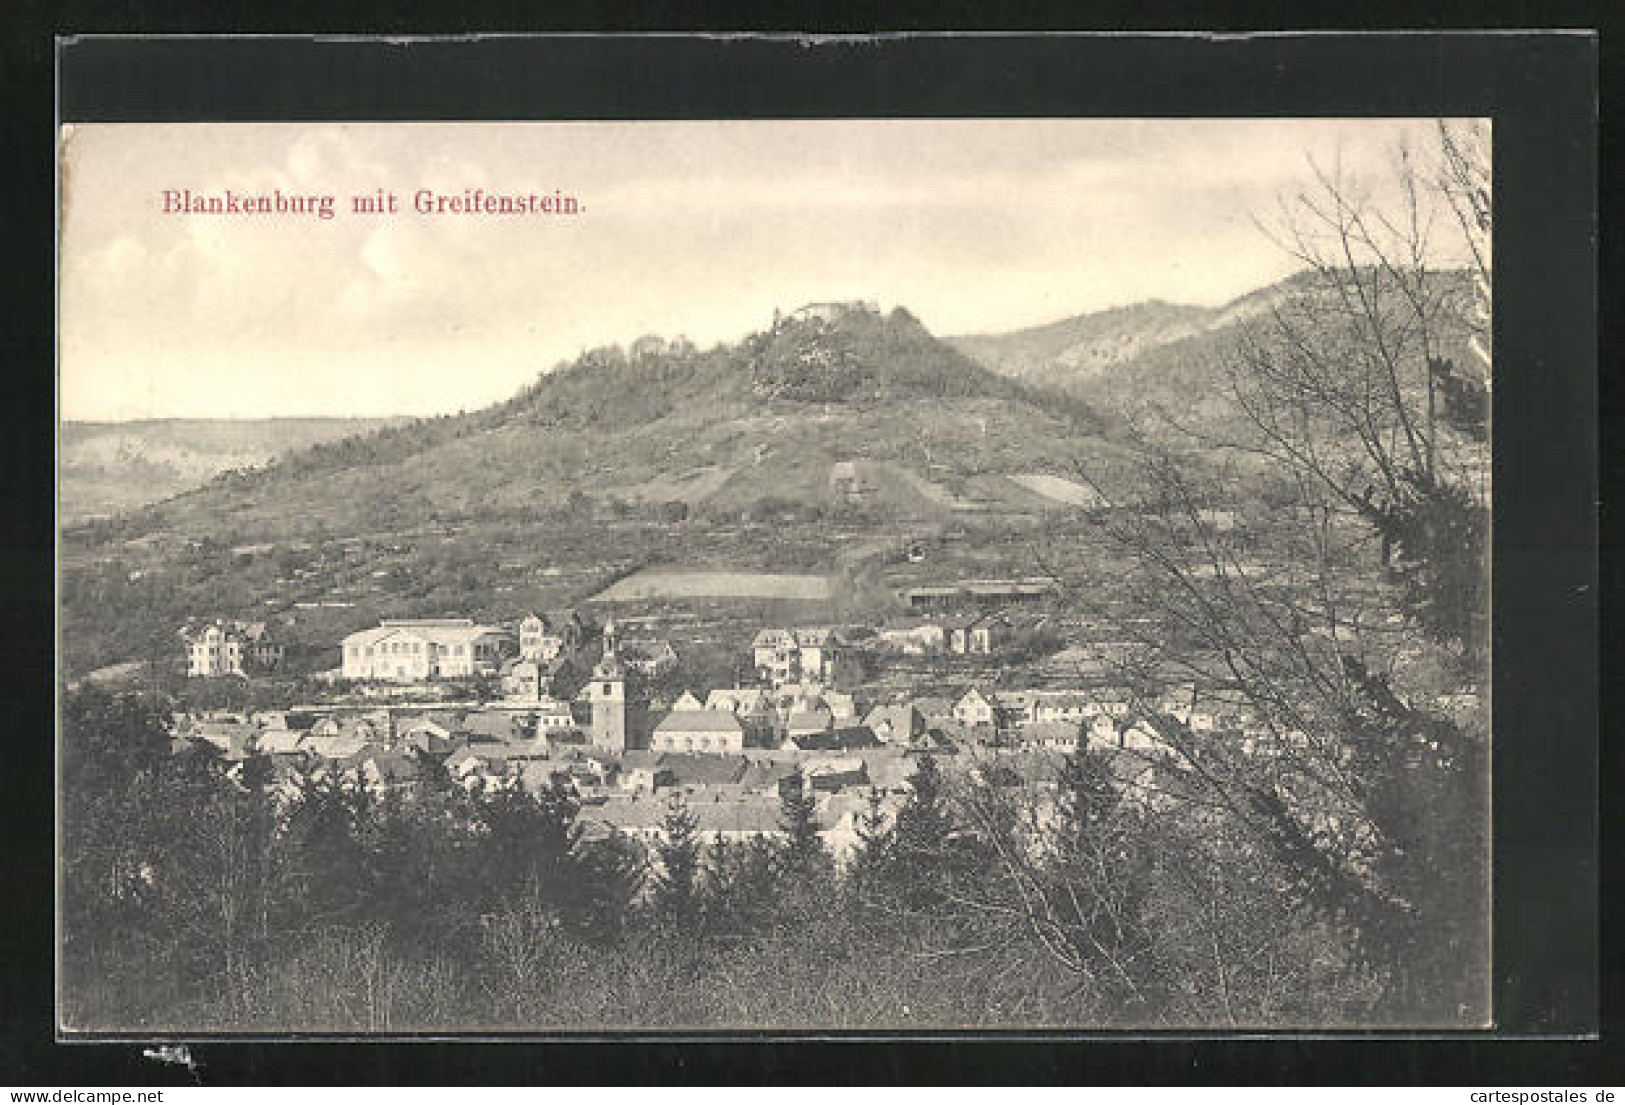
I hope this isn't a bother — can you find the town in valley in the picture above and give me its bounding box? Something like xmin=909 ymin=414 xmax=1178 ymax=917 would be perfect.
xmin=164 ymin=589 xmax=1250 ymax=860
xmin=58 ymin=118 xmax=1493 ymax=1031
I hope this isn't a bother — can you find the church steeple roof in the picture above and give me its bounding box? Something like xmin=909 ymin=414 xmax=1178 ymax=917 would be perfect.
xmin=593 ymin=650 xmax=625 ymax=680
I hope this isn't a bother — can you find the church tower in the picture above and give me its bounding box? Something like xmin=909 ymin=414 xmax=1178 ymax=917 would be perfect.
xmin=588 ymin=642 xmax=627 ymax=754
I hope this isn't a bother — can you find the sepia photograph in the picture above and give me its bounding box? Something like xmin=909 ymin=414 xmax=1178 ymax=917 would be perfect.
xmin=57 ymin=115 xmax=1493 ymax=1035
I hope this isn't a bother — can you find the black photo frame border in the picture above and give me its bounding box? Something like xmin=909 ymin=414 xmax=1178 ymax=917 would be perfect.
xmin=7 ymin=28 xmax=1604 ymax=1084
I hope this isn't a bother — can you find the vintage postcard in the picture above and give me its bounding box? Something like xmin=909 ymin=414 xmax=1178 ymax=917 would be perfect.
xmin=57 ymin=116 xmax=1492 ymax=1034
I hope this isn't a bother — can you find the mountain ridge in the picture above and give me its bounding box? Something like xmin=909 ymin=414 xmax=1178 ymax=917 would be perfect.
xmin=60 ymin=416 xmax=409 ymax=525
xmin=945 ymin=268 xmax=1475 ymax=426
xmin=947 ymin=298 xmax=1224 ymax=386
xmin=85 ymin=301 xmax=1128 ymax=541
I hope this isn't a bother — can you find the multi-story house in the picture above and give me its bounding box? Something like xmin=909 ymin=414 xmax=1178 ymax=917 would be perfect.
xmin=518 ymin=610 xmax=586 ymax=662
xmin=502 ymin=658 xmax=546 ymax=701
xmin=793 ymin=627 xmax=842 ymax=682
xmin=180 ymin=620 xmax=285 ymax=677
xmin=752 ymin=628 xmax=800 ymax=685
xmin=753 ymin=626 xmax=856 ymax=687
xmin=991 ymin=690 xmax=1040 ymax=729
xmin=341 ymin=619 xmax=512 ymax=682
xmin=948 ymin=612 xmax=1010 ymax=655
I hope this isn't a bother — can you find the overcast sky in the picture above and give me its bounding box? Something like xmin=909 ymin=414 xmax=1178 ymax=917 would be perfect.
xmin=59 ymin=119 xmax=1467 ymax=421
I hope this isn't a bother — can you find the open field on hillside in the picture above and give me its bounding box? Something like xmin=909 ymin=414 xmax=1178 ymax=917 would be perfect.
xmin=603 ymin=465 xmax=739 ymax=504
xmin=591 ymin=569 xmax=831 ymax=603
xmin=1007 ymin=472 xmax=1106 ymax=507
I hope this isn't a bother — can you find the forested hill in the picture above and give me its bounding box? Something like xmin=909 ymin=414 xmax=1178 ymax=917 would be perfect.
xmin=83 ymin=302 xmax=1127 ymax=541
xmin=947 ymin=299 xmax=1224 ymax=387
xmin=948 ymin=269 xmax=1478 ymax=430
xmin=943 ymin=277 xmax=1325 ymax=403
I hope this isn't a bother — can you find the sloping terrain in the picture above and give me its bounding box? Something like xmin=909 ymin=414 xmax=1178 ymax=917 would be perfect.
xmin=948 ymin=299 xmax=1221 ymax=388
xmin=96 ymin=303 xmax=1123 ymax=542
xmin=60 ymin=417 xmax=406 ymax=524
xmin=950 ymin=269 xmax=1479 ymax=440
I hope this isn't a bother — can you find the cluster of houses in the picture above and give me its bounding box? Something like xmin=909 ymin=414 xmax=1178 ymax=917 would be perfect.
xmin=750 ymin=626 xmax=860 ymax=687
xmin=162 ymin=575 xmax=1484 ymax=876
xmin=183 ymin=607 xmax=1271 ymax=764
xmin=752 ymin=613 xmax=1037 ymax=673
xmin=191 ymin=601 xmax=1040 ymax=697
xmin=331 ymin=612 xmax=676 ymax=693
xmin=172 ymin=695 xmax=924 ymax=856
xmin=174 ymin=605 xmax=1336 ymax=854
xmin=171 ymin=700 xmax=1142 ymax=861
xmin=871 ymin=610 xmax=1031 ymax=656
xmin=174 ymin=610 xmax=1276 ymax=844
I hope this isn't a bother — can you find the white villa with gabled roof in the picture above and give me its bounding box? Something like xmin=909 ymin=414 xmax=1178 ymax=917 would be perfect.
xmin=180 ymin=619 xmax=285 ymax=677
xmin=518 ymin=610 xmax=585 ymax=661
xmin=953 ymin=687 xmax=995 ymax=728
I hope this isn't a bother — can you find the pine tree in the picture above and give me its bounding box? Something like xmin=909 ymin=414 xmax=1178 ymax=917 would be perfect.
xmin=652 ymin=794 xmax=703 ymax=933
xmin=1330 ymin=656 xmax=1490 ymax=1022
xmin=776 ymin=772 xmax=831 ymax=888
xmin=704 ymin=833 xmax=781 ymax=937
xmin=470 ymin=774 xmax=582 ymax=920
xmin=283 ymin=766 xmax=376 ymax=926
xmin=888 ymin=754 xmax=955 ymax=911
xmin=844 ymin=788 xmax=894 ymax=911
xmin=237 ymin=749 xmax=277 ymax=794
xmin=1039 ymin=745 xmax=1161 ymax=1010
xmin=700 ymin=834 xmax=740 ymax=936
xmin=408 ymin=744 xmax=459 ymax=806
xmin=569 ymin=830 xmax=647 ymax=945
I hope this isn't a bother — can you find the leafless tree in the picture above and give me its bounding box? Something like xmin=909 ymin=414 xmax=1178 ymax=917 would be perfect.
xmin=1043 ymin=124 xmax=1492 ymax=1023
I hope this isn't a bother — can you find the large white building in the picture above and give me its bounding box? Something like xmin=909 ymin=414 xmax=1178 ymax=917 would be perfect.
xmin=341 ymin=619 xmax=511 ymax=682
xmin=651 ymin=708 xmax=745 ymax=754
